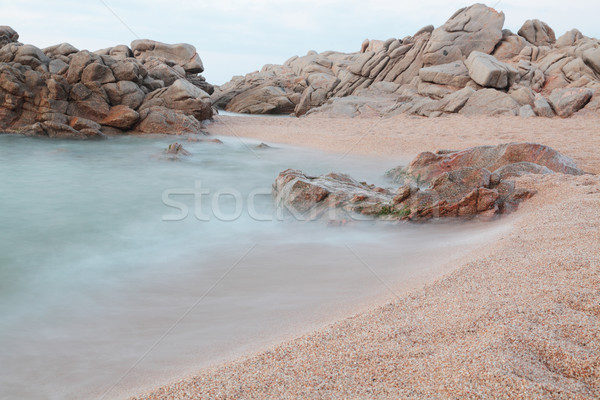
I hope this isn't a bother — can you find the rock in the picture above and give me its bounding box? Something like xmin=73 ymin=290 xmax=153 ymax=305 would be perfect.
xmin=0 ymin=31 xmax=215 ymax=139
xmin=418 ymin=61 xmax=471 ymax=87
xmin=103 ymin=81 xmax=145 ymax=110
xmin=582 ymin=48 xmax=600 ymax=75
xmin=66 ymin=51 xmax=99 ymax=84
xmin=22 ymin=121 xmax=104 ymax=139
xmin=49 ymin=59 xmax=69 ymax=75
xmin=404 ymin=142 xmax=584 ymax=182
xmin=533 ymin=95 xmax=555 ymax=117
xmin=493 ymin=32 xmax=528 ymax=60
xmin=131 ymin=39 xmax=204 ymax=73
xmin=100 ymin=105 xmax=139 ymax=129
xmin=548 ymin=88 xmax=594 ymax=118
xmin=510 ymin=87 xmax=535 ymax=106
xmin=143 ymin=57 xmax=185 ymax=86
xmin=69 ymin=116 xmax=101 ymax=131
xmin=255 ymin=142 xmax=273 ymax=149
xmin=556 ymin=29 xmax=583 ymax=48
xmin=459 ymin=89 xmax=520 ymax=116
xmin=518 ymin=19 xmax=556 ymax=46
xmin=43 ymin=43 xmax=79 ymax=57
xmin=295 ymin=73 xmax=340 ymax=116
xmin=110 ymin=59 xmax=144 ymax=82
xmin=135 ymin=106 xmax=203 ymax=134
xmin=14 ymin=45 xmax=50 ymax=71
xmin=422 ymin=4 xmax=505 ymax=66
xmin=464 ymin=51 xmax=519 ymax=89
xmin=273 ymin=157 xmax=536 ymax=221
xmin=165 ymin=142 xmax=190 ymax=156
xmin=518 ymin=104 xmax=536 ymax=117
xmin=493 ymin=161 xmax=553 ymax=179
xmin=0 ymin=26 xmax=19 ymax=47
xmin=142 ymin=78 xmax=212 ymax=121
xmin=226 ymin=85 xmax=295 ymax=114
xmin=81 ymin=62 xmax=116 ymax=85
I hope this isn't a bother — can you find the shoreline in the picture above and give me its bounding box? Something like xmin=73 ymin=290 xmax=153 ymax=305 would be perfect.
xmin=134 ymin=114 xmax=600 ymax=399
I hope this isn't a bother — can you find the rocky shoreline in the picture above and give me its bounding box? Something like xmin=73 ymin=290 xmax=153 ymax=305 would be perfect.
xmin=213 ymin=3 xmax=600 ymax=119
xmin=0 ymin=26 xmax=213 ymax=139
xmin=273 ymin=142 xmax=584 ymax=221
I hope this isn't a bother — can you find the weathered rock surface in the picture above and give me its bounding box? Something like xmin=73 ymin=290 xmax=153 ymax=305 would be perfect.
xmin=547 ymin=87 xmax=594 ymax=117
xmin=400 ymin=142 xmax=584 ymax=182
xmin=422 ymin=4 xmax=505 ymax=66
xmin=213 ymin=4 xmax=600 ymax=119
xmin=518 ymin=19 xmax=556 ymax=46
xmin=459 ymin=89 xmax=520 ymax=116
xmin=131 ymin=40 xmax=204 ymax=73
xmin=465 ymin=51 xmax=518 ymax=89
xmin=0 ymin=28 xmax=214 ymax=138
xmin=273 ymin=142 xmax=582 ymax=222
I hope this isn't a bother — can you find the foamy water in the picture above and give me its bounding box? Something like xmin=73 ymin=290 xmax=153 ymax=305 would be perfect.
xmin=0 ymin=134 xmax=508 ymax=399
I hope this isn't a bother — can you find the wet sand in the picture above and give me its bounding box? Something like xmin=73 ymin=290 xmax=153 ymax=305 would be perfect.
xmin=134 ymin=114 xmax=600 ymax=399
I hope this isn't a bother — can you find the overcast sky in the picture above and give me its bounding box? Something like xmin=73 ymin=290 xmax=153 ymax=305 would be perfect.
xmin=2 ymin=0 xmax=599 ymax=84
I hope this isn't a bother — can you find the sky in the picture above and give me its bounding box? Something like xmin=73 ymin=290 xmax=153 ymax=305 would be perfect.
xmin=2 ymin=0 xmax=599 ymax=85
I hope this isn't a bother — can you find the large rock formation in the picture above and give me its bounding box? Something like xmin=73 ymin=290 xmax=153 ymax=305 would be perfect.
xmin=273 ymin=143 xmax=584 ymax=222
xmin=0 ymin=29 xmax=213 ymax=139
xmin=213 ymin=3 xmax=599 ymax=119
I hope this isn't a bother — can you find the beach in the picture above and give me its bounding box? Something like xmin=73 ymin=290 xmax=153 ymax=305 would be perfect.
xmin=132 ymin=114 xmax=600 ymax=399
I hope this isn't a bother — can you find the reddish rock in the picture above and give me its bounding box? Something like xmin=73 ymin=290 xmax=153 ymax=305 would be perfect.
xmin=100 ymin=105 xmax=140 ymax=129
xmin=404 ymin=142 xmax=584 ymax=182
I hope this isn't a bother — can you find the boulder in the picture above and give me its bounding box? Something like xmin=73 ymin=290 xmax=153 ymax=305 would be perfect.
xmin=533 ymin=95 xmax=555 ymax=117
xmin=110 ymin=59 xmax=144 ymax=82
xmin=510 ymin=87 xmax=535 ymax=106
xmin=43 ymin=43 xmax=79 ymax=57
xmin=135 ymin=105 xmax=203 ymax=134
xmin=418 ymin=61 xmax=471 ymax=87
xmin=273 ymin=159 xmax=537 ymax=221
xmin=403 ymin=142 xmax=584 ymax=182
xmin=464 ymin=51 xmax=519 ymax=89
xmin=459 ymin=89 xmax=520 ymax=116
xmin=142 ymin=78 xmax=212 ymax=121
xmin=556 ymin=29 xmax=583 ymax=48
xmin=518 ymin=19 xmax=556 ymax=46
xmin=131 ymin=39 xmax=204 ymax=73
xmin=103 ymin=81 xmax=145 ymax=109
xmin=518 ymin=104 xmax=536 ymax=117
xmin=0 ymin=26 xmax=19 ymax=47
xmin=493 ymin=32 xmax=528 ymax=60
xmin=582 ymin=48 xmax=600 ymax=75
xmin=422 ymin=4 xmax=505 ymax=66
xmin=100 ymin=105 xmax=139 ymax=129
xmin=225 ymin=84 xmax=296 ymax=114
xmin=66 ymin=51 xmax=99 ymax=84
xmin=548 ymin=88 xmax=594 ymax=118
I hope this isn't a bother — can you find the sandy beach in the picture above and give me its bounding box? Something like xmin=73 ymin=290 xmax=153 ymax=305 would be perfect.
xmin=133 ymin=114 xmax=600 ymax=399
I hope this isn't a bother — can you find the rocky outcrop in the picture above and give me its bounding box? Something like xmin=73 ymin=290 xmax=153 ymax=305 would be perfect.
xmin=0 ymin=28 xmax=213 ymax=139
xmin=518 ymin=20 xmax=556 ymax=47
xmin=393 ymin=142 xmax=584 ymax=183
xmin=213 ymin=4 xmax=600 ymax=119
xmin=547 ymin=87 xmax=594 ymax=117
xmin=464 ymin=52 xmax=518 ymax=89
xmin=421 ymin=4 xmax=505 ymax=66
xmin=273 ymin=143 xmax=583 ymax=222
